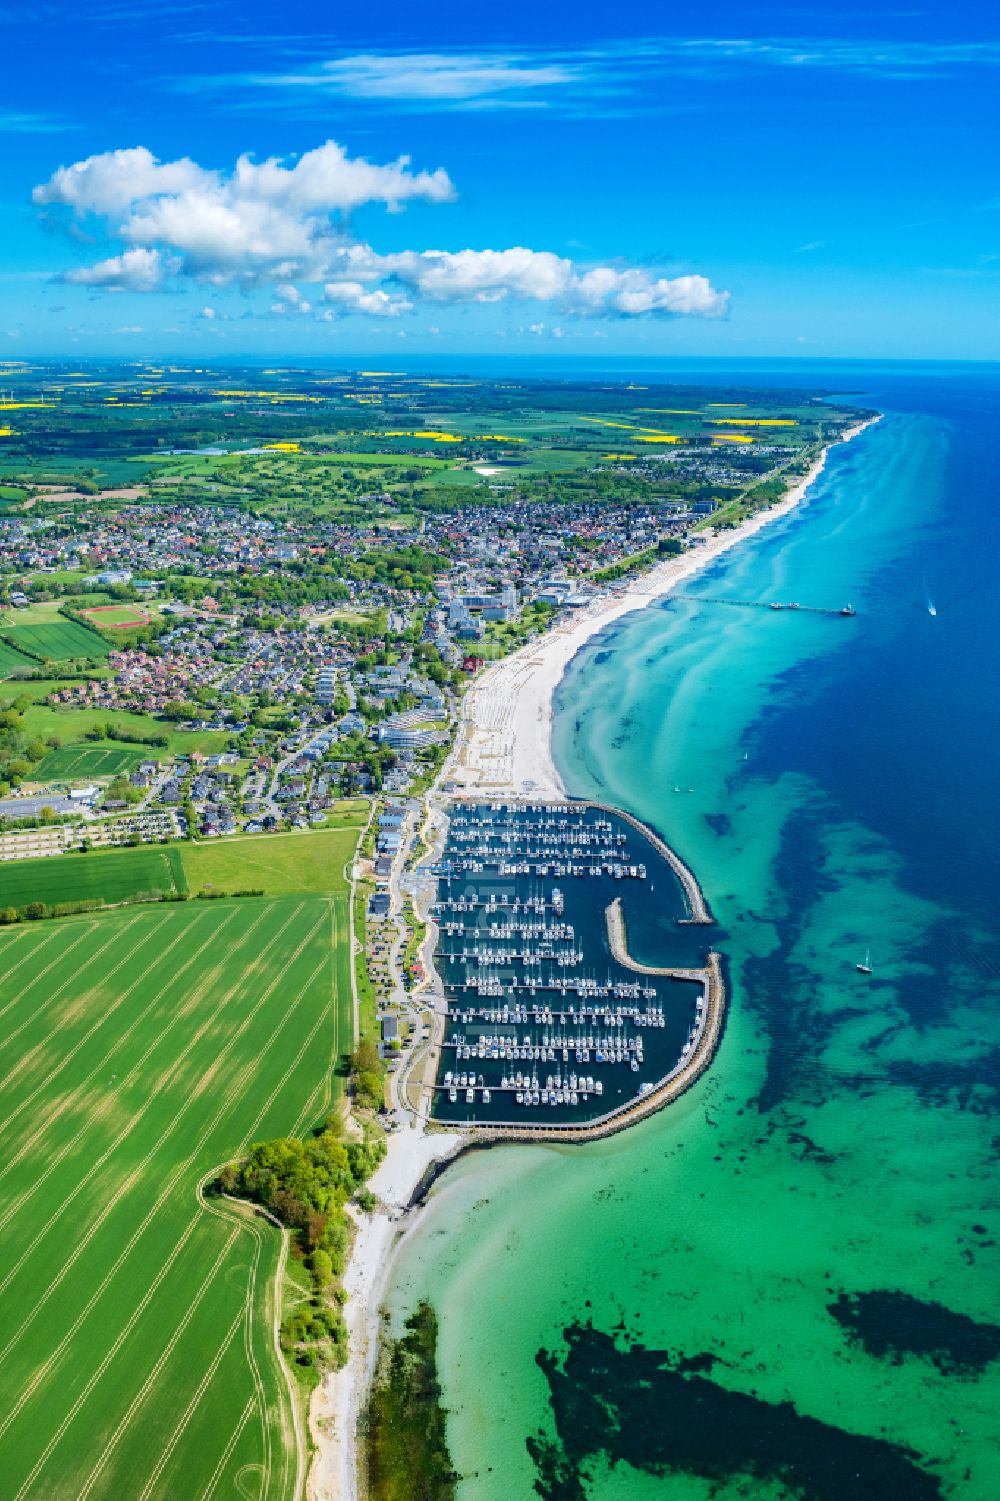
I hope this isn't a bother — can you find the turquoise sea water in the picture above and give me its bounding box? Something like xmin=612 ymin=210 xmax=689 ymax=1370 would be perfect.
xmin=388 ymin=366 xmax=1000 ymax=1500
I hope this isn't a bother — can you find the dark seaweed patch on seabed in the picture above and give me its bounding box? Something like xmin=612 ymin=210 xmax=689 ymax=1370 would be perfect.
xmin=886 ymin=1048 xmax=1000 ymax=1115
xmin=528 ymin=1324 xmax=942 ymax=1501
xmin=744 ymin=806 xmax=845 ymax=1114
xmin=829 ymin=1291 xmax=1000 ymax=1377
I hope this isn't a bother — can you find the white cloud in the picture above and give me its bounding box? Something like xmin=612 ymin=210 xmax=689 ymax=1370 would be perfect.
xmin=666 ymin=37 xmax=1000 ymax=77
xmin=33 ymin=147 xmax=209 ymax=215
xmin=63 ymin=246 xmax=165 ymax=291
xmin=244 ymin=52 xmax=579 ymax=105
xmin=271 ymin=283 xmax=313 ymax=315
xmin=0 ymin=111 xmax=70 ymax=134
xmin=34 ymin=138 xmax=728 ymax=322
xmin=332 ymin=244 xmax=728 ymax=318
xmin=35 ymin=140 xmax=454 ymax=287
xmin=176 ymin=37 xmax=1000 ymax=127
xmin=321 ymin=281 xmax=412 ymax=317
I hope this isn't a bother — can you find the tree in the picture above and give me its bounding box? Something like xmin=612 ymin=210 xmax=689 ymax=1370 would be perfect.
xmin=351 ymin=1037 xmax=381 ymax=1075
xmin=353 ymin=1070 xmax=383 ymax=1109
xmin=162 ymin=699 xmax=199 ymax=722
xmin=310 ymin=1248 xmax=334 ymax=1287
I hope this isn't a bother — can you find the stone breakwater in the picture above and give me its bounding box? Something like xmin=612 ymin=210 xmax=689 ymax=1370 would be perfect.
xmin=436 ymin=948 xmax=725 ymax=1144
xmin=585 ymin=799 xmax=714 ymax=925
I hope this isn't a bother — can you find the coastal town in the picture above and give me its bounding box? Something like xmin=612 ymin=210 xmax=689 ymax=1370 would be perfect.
xmin=0 ymin=361 xmax=874 ymax=1501
xmin=1 ymin=9 xmax=990 ymax=1499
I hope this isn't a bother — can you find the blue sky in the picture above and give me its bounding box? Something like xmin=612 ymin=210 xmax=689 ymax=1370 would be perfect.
xmin=2 ymin=0 xmax=998 ymax=359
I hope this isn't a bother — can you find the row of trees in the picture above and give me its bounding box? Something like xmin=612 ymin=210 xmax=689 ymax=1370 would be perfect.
xmin=218 ymin=1114 xmax=385 ymax=1373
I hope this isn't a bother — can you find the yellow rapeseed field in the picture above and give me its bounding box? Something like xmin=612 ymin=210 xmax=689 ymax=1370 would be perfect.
xmin=579 ymin=417 xmax=681 ymax=440
xmin=708 ymin=418 xmax=797 ymax=427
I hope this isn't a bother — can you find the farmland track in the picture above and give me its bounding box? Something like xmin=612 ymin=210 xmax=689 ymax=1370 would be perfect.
xmin=0 ymin=921 xmax=97 ymax=1026
xmin=0 ymin=910 xmax=198 ymax=1145
xmin=0 ymin=905 xmax=281 ymax=1245
xmin=0 ymin=902 xmax=311 ymax=1325
xmin=0 ymin=907 xmax=228 ymax=1182
xmin=0 ymin=913 xmax=168 ymax=1082
xmin=198 ymin=1399 xmax=255 ymax=1501
xmin=137 ymin=1310 xmax=246 ymax=1501
xmin=0 ymin=923 xmax=78 ymax=1002
xmin=0 ymin=888 xmax=355 ymax=1500
xmin=13 ymin=1222 xmax=241 ymax=1501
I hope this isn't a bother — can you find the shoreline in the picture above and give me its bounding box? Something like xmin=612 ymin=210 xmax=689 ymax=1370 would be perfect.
xmin=307 ymin=1127 xmax=467 ymax=1501
xmin=306 ymin=411 xmax=880 ymax=1501
xmin=449 ymin=415 xmax=879 ymax=801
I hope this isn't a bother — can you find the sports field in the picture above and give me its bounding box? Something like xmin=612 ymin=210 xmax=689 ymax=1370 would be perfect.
xmin=0 ymin=845 xmax=187 ymax=911
xmin=80 ymin=605 xmax=154 ymax=628
xmin=0 ymin=885 xmax=355 ymax=1497
xmin=35 ymin=743 xmax=146 ymax=781
xmin=2 ymin=619 xmax=110 ymax=661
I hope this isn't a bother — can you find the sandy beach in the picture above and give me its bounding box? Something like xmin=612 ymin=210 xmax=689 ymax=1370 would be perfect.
xmin=306 ymin=413 xmax=878 ymax=1501
xmin=450 ymin=417 xmax=878 ymax=800
xmin=307 ymin=1125 xmax=466 ymax=1501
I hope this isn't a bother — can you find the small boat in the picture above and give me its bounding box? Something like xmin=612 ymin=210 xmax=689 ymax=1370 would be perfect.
xmin=856 ymin=947 xmax=873 ymax=975
xmin=841 ymin=603 xmax=856 ymax=617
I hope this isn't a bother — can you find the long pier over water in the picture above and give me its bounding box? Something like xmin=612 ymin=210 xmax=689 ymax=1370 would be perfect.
xmin=673 ymin=593 xmax=857 ymax=618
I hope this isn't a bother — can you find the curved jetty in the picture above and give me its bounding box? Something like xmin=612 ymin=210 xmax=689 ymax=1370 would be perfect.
xmin=590 ymin=800 xmax=713 ymax=925
xmin=419 ymin=797 xmax=726 ymax=1140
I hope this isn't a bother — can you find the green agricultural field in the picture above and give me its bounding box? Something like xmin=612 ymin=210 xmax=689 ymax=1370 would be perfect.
xmin=0 ymin=639 xmax=35 ymax=679
xmin=34 ymin=742 xmax=147 ymax=781
xmin=0 ymin=845 xmax=186 ymax=910
xmin=0 ymin=886 xmax=355 ymax=1496
xmin=182 ymin=824 xmax=366 ymax=895
xmin=2 ymin=619 xmax=109 ymax=662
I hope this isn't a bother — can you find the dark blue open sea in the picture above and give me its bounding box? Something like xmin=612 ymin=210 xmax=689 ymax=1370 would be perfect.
xmin=389 ymin=363 xmax=1000 ymax=1500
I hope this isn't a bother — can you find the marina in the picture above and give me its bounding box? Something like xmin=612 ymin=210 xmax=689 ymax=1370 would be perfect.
xmin=427 ymin=800 xmax=723 ymax=1130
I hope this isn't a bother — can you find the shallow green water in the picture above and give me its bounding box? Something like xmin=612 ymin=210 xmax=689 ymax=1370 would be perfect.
xmin=388 ymin=372 xmax=1000 ymax=1500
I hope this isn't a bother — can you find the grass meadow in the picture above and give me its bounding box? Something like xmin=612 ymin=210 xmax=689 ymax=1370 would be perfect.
xmin=0 ymin=869 xmax=357 ymax=1496
xmin=20 ymin=704 xmax=230 ymax=755
xmin=181 ymin=825 xmax=366 ymax=895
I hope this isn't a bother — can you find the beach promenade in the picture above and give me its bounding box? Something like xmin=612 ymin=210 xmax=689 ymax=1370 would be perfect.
xmin=449 ymin=418 xmax=878 ymax=805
